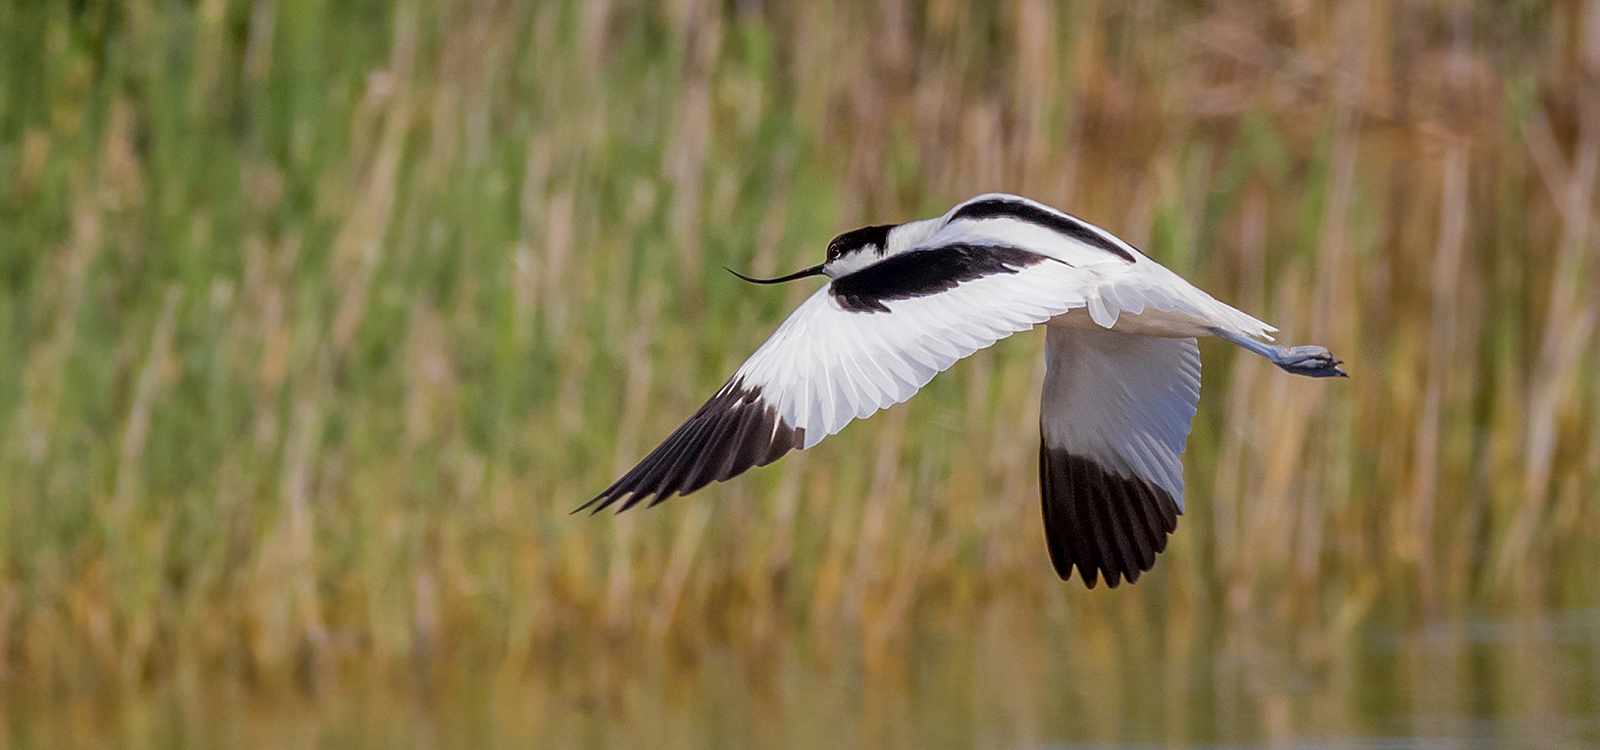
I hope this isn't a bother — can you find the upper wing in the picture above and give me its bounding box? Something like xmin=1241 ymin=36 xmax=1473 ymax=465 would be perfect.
xmin=920 ymin=193 xmax=1143 ymax=267
xmin=1037 ymin=325 xmax=1200 ymax=588
xmin=936 ymin=194 xmax=1277 ymax=338
xmin=582 ymin=246 xmax=1095 ymax=513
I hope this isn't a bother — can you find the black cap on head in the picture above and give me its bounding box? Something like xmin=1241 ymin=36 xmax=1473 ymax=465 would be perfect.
xmin=826 ymin=224 xmax=895 ymax=261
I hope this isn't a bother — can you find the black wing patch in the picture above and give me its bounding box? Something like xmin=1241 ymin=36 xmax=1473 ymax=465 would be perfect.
xmin=830 ymin=243 xmax=1048 ymax=313
xmin=952 ymin=198 xmax=1135 ymax=263
xmin=580 ymin=379 xmax=805 ymax=513
xmin=1038 ymin=444 xmax=1181 ymax=588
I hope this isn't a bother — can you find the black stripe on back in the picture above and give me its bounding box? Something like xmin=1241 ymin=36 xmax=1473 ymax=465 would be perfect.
xmin=1038 ymin=444 xmax=1181 ymax=588
xmin=578 ymin=378 xmax=804 ymax=514
xmin=952 ymin=199 xmax=1135 ymax=262
xmin=830 ymin=243 xmax=1048 ymax=313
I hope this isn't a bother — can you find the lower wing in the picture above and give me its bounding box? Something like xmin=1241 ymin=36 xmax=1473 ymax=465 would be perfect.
xmin=1038 ymin=325 xmax=1200 ymax=588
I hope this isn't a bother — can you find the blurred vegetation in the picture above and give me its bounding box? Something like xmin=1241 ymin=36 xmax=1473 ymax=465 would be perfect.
xmin=1 ymin=0 xmax=1599 ymax=744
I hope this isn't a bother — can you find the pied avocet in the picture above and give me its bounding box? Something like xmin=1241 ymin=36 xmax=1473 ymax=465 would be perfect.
xmin=580 ymin=193 xmax=1345 ymax=588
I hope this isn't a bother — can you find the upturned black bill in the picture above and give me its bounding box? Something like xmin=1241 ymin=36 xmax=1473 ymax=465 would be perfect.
xmin=725 ymin=264 xmax=826 ymax=284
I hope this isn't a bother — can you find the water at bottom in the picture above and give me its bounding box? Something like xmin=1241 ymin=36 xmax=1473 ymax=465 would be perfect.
xmin=7 ymin=601 xmax=1599 ymax=749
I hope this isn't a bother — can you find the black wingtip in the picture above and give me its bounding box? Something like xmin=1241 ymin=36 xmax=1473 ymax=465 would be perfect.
xmin=573 ymin=488 xmax=644 ymax=515
xmin=1040 ymin=447 xmax=1181 ymax=590
xmin=571 ymin=495 xmax=607 ymax=515
xmin=577 ymin=379 xmax=803 ymax=519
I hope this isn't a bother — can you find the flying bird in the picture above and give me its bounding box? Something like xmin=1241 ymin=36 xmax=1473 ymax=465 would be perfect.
xmin=580 ymin=193 xmax=1345 ymax=588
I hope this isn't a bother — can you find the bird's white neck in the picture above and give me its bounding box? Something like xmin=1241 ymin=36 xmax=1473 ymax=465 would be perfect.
xmin=884 ymin=217 xmax=942 ymax=256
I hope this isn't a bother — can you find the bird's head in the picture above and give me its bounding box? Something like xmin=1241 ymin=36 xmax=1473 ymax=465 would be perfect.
xmin=726 ymin=224 xmax=899 ymax=285
xmin=821 ymin=224 xmax=895 ymax=277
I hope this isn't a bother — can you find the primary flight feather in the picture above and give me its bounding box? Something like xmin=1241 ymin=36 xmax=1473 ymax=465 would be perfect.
xmin=580 ymin=193 xmax=1345 ymax=588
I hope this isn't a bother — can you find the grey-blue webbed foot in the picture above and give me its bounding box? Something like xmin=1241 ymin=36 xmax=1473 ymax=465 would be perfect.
xmin=1208 ymin=328 xmax=1348 ymax=378
xmin=1271 ymin=345 xmax=1347 ymax=378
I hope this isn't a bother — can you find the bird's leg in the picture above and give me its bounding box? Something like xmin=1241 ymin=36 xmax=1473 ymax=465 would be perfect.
xmin=1208 ymin=328 xmax=1348 ymax=378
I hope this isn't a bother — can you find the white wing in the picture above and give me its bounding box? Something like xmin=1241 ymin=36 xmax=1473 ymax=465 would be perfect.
xmin=1037 ymin=324 xmax=1199 ymax=587
xmin=584 ymin=253 xmax=1093 ymax=512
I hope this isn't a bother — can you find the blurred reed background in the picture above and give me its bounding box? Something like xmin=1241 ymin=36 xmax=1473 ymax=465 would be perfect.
xmin=2 ymin=0 xmax=1599 ymax=746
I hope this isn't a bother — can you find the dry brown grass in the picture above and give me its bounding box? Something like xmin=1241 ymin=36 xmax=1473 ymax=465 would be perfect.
xmin=0 ymin=0 xmax=1597 ymax=742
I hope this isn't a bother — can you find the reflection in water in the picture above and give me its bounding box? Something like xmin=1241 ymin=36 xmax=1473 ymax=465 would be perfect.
xmin=9 ymin=604 xmax=1600 ymax=749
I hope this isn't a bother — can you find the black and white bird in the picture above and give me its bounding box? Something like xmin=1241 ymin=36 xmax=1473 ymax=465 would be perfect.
xmin=580 ymin=193 xmax=1345 ymax=588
